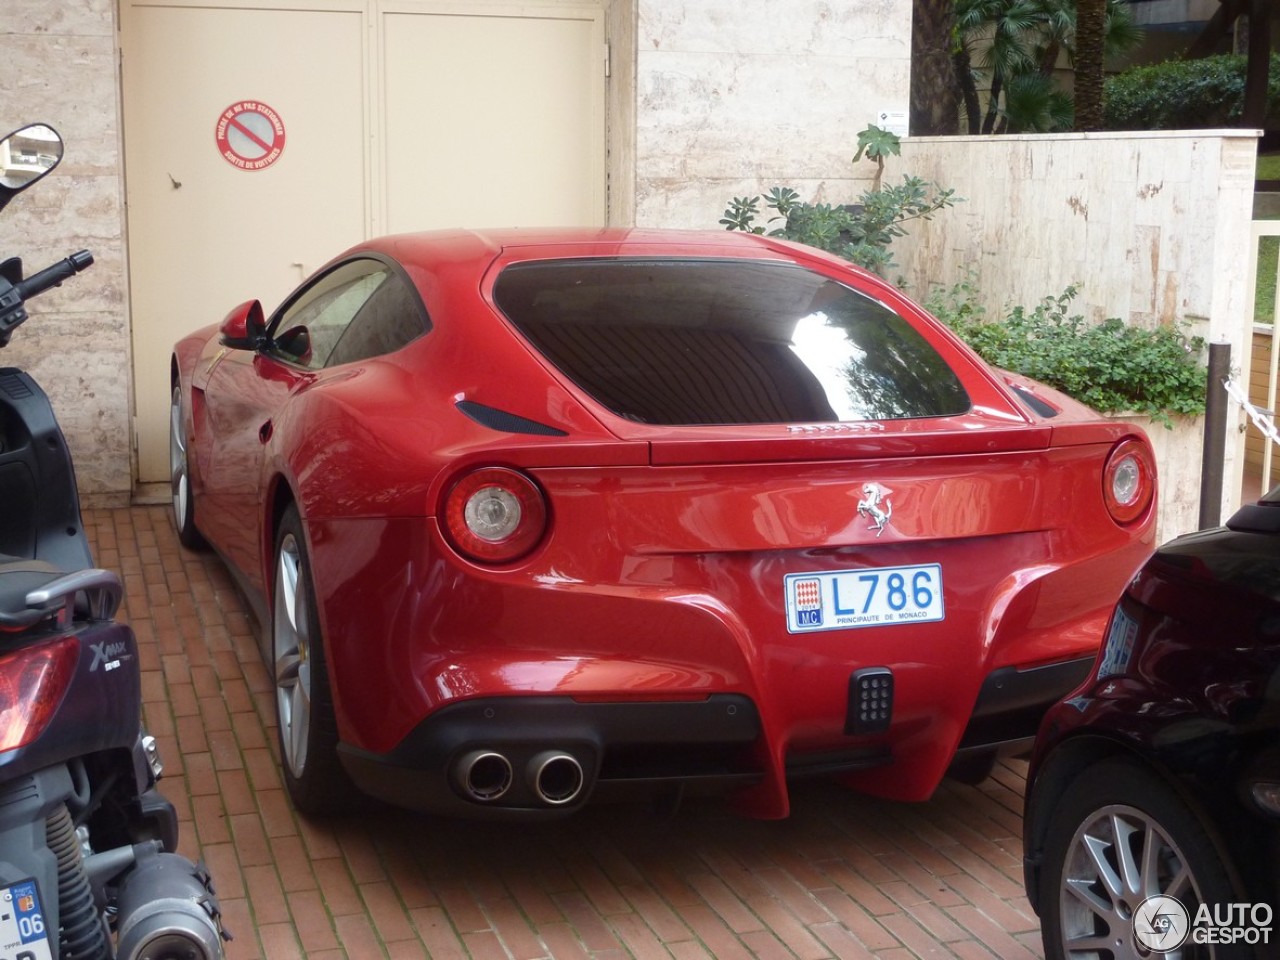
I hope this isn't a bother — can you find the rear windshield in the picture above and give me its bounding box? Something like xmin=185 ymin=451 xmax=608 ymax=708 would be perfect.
xmin=492 ymin=258 xmax=970 ymax=425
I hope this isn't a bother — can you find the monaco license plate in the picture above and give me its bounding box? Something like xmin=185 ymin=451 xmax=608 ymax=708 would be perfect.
xmin=0 ymin=879 xmax=53 ymax=960
xmin=784 ymin=564 xmax=944 ymax=634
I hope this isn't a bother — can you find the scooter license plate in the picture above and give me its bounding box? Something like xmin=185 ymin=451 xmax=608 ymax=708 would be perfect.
xmin=0 ymin=878 xmax=53 ymax=960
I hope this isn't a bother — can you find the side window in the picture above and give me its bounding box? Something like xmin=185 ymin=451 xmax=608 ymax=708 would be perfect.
xmin=270 ymin=260 xmax=391 ymax=370
xmin=325 ymin=271 xmax=429 ymax=367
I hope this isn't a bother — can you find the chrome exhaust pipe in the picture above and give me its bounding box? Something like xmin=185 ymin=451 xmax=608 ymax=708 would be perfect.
xmin=527 ymin=750 xmax=585 ymax=806
xmin=455 ymin=750 xmax=513 ymax=802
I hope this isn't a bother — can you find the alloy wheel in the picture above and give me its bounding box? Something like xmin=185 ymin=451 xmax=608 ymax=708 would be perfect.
xmin=1059 ymin=802 xmax=1207 ymax=959
xmin=274 ymin=533 xmax=313 ymax=779
xmin=169 ymin=385 xmax=188 ymax=530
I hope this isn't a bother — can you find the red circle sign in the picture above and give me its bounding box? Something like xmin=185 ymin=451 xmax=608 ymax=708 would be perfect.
xmin=215 ymin=101 xmax=286 ymax=171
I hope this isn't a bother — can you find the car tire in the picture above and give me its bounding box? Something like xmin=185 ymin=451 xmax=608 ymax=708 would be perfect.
xmin=272 ymin=504 xmax=359 ymax=814
xmin=169 ymin=382 xmax=206 ymax=550
xmin=1038 ymin=756 xmax=1252 ymax=960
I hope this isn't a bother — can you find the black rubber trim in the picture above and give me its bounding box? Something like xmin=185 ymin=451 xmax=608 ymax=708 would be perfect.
xmin=455 ymin=400 xmax=568 ymax=437
xmin=1010 ymin=384 xmax=1059 ymax=418
xmin=135 ymin=786 xmax=180 ymax=853
xmin=785 ymin=745 xmax=891 ymax=778
xmin=957 ymin=657 xmax=1094 ymax=750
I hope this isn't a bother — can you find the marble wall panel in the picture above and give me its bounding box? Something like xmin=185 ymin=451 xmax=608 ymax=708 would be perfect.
xmin=639 ymin=0 xmax=905 ymax=58
xmin=895 ymin=131 xmax=1259 ymax=537
xmin=0 ymin=3 xmax=129 ymax=504
xmin=632 ymin=0 xmax=912 ymax=229
xmin=0 ymin=0 xmax=113 ymax=36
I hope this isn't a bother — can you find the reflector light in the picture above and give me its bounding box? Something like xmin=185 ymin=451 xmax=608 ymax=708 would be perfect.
xmin=1103 ymin=438 xmax=1155 ymax=524
xmin=0 ymin=636 xmax=77 ymax=752
xmin=845 ymin=667 xmax=894 ymax=735
xmin=443 ymin=467 xmax=548 ymax=563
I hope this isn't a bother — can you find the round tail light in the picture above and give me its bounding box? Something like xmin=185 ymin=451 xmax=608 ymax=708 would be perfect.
xmin=1103 ymin=437 xmax=1156 ymax=524
xmin=442 ymin=467 xmax=548 ymax=563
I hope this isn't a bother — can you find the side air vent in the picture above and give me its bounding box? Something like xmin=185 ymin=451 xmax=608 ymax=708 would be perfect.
xmin=455 ymin=400 xmax=567 ymax=437
xmin=1011 ymin=384 xmax=1059 ymax=418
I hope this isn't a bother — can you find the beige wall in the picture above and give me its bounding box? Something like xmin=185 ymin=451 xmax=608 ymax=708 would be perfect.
xmin=0 ymin=0 xmax=130 ymax=504
xmin=894 ymin=130 xmax=1260 ymax=541
xmin=630 ymin=0 xmax=913 ymax=228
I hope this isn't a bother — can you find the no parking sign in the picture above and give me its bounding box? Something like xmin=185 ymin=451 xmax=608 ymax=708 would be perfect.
xmin=215 ymin=101 xmax=286 ymax=171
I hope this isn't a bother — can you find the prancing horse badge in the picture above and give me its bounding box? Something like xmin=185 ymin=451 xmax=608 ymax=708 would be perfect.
xmin=857 ymin=482 xmax=893 ymax=537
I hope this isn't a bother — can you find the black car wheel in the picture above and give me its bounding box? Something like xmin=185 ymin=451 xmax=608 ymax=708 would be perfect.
xmin=1039 ymin=757 xmax=1251 ymax=960
xmin=169 ymin=382 xmax=205 ymax=549
xmin=272 ymin=504 xmax=358 ymax=814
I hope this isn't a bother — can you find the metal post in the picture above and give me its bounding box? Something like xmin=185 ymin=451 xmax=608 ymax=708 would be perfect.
xmin=1199 ymin=342 xmax=1232 ymax=529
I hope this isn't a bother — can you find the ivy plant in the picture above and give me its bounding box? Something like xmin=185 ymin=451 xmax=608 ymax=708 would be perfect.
xmin=925 ymin=275 xmax=1206 ymax=425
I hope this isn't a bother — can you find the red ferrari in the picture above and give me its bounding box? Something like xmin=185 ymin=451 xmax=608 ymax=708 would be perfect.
xmin=169 ymin=228 xmax=1156 ymax=819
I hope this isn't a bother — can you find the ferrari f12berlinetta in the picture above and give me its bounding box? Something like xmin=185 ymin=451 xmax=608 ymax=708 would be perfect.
xmin=170 ymin=228 xmax=1156 ymax=819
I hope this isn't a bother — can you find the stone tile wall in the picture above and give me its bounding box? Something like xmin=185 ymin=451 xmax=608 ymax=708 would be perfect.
xmin=0 ymin=0 xmax=131 ymax=504
xmin=893 ymin=130 xmax=1261 ymax=540
xmin=632 ymin=0 xmax=912 ymax=229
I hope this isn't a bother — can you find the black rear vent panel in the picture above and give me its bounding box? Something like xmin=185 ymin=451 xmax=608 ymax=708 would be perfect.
xmin=456 ymin=400 xmax=567 ymax=437
xmin=1011 ymin=384 xmax=1059 ymax=418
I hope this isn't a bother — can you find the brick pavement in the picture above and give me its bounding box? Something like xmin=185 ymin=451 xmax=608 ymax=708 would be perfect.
xmin=86 ymin=505 xmax=1046 ymax=960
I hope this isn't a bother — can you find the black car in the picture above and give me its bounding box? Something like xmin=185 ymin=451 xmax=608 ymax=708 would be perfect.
xmin=1023 ymin=493 xmax=1280 ymax=960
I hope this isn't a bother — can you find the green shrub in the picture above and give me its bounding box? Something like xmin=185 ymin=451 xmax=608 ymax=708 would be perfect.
xmin=926 ymin=277 xmax=1206 ymax=424
xmin=721 ymin=180 xmax=957 ymax=276
xmin=720 ymin=126 xmax=957 ymax=276
xmin=1104 ymin=53 xmax=1280 ymax=130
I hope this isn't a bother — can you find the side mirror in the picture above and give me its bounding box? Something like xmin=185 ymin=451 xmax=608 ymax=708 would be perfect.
xmin=0 ymin=124 xmax=64 ymax=213
xmin=219 ymin=300 xmax=267 ymax=351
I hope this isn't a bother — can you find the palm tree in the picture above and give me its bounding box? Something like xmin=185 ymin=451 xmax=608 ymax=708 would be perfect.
xmin=952 ymin=0 xmax=1142 ymax=134
xmin=1074 ymin=0 xmax=1107 ymax=130
xmin=910 ymin=0 xmax=960 ymax=134
xmin=956 ymin=0 xmax=1041 ymax=134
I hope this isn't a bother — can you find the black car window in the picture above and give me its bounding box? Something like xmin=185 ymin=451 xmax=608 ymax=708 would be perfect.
xmin=325 ymin=270 xmax=429 ymax=368
xmin=270 ymin=260 xmax=391 ymax=370
xmin=492 ymin=258 xmax=970 ymax=425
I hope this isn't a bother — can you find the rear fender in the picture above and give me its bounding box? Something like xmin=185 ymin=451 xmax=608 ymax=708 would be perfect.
xmin=1025 ymin=716 xmax=1261 ymax=916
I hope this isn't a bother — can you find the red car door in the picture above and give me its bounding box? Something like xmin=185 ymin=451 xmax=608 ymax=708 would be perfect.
xmin=200 ymin=350 xmax=306 ymax=594
xmin=199 ymin=257 xmax=412 ymax=595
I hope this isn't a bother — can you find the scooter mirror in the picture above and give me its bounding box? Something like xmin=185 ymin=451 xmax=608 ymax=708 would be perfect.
xmin=0 ymin=124 xmax=63 ymax=210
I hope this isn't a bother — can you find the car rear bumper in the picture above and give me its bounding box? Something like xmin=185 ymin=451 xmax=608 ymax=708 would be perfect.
xmin=338 ymin=656 xmax=1093 ymax=820
xmin=337 ymin=694 xmax=766 ymax=819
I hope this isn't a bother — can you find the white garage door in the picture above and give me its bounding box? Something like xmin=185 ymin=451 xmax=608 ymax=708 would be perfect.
xmin=121 ymin=0 xmax=606 ymax=484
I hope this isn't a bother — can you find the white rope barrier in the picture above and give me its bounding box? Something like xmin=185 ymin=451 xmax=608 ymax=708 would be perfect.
xmin=1224 ymin=375 xmax=1280 ymax=448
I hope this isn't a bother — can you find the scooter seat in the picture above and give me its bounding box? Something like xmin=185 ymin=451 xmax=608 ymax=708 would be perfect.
xmin=0 ymin=553 xmax=66 ymax=629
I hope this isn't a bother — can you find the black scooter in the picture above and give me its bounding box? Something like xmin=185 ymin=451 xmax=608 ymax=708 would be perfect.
xmin=0 ymin=123 xmax=227 ymax=960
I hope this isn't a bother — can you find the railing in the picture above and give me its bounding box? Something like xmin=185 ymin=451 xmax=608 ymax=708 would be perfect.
xmin=1242 ymin=219 xmax=1280 ymax=495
